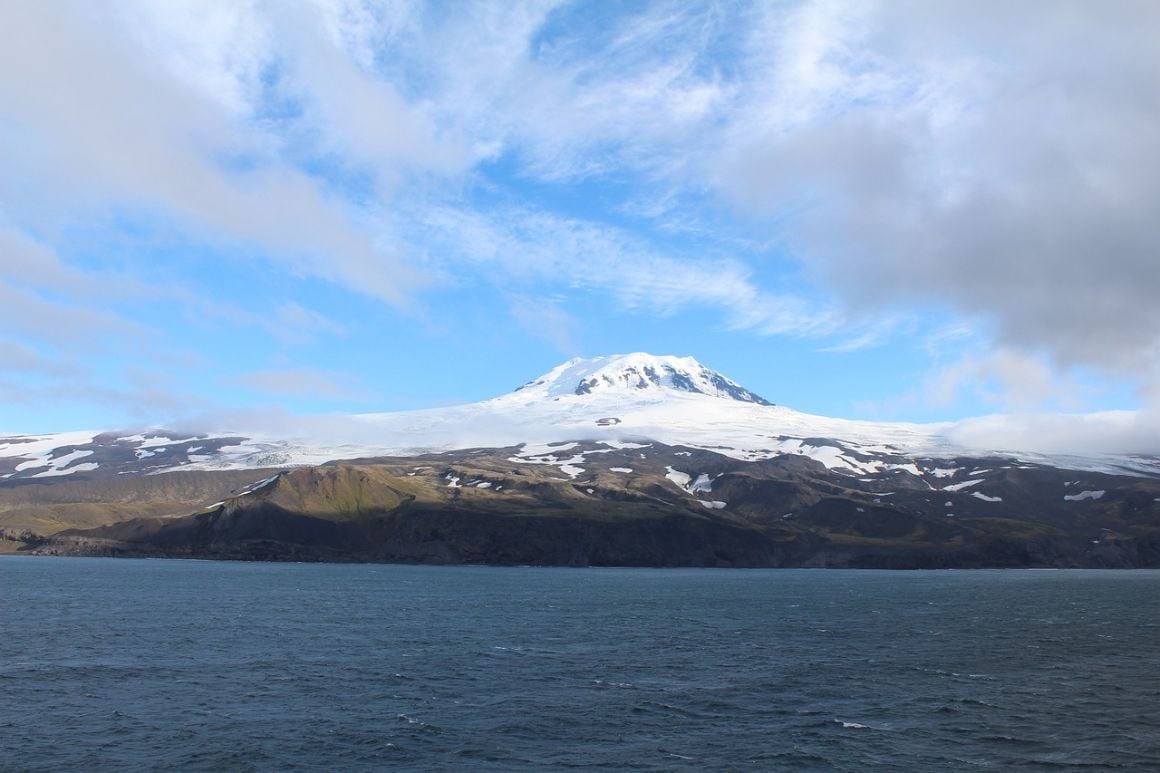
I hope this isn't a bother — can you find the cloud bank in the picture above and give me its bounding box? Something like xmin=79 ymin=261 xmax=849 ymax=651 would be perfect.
xmin=716 ymin=1 xmax=1160 ymax=379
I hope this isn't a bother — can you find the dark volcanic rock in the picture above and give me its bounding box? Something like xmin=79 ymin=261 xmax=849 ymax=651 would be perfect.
xmin=26 ymin=443 xmax=1160 ymax=568
xmin=43 ymin=503 xmax=809 ymax=568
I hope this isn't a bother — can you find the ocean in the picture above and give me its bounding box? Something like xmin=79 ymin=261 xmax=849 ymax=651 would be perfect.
xmin=2 ymin=557 xmax=1158 ymax=771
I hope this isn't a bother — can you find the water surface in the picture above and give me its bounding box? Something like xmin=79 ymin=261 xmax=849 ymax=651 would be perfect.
xmin=2 ymin=558 xmax=1158 ymax=770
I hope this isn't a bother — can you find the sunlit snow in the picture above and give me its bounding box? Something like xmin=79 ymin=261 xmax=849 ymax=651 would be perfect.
xmin=31 ymin=462 xmax=99 ymax=478
xmin=690 ymin=474 xmax=714 ymax=493
xmin=1064 ymin=490 xmax=1105 ymax=501
xmin=3 ymin=355 xmax=1157 ymax=479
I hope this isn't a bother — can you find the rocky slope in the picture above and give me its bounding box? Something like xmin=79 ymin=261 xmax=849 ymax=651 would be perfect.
xmin=5 ymin=354 xmax=1160 ymax=567
xmin=26 ymin=442 xmax=1160 ymax=568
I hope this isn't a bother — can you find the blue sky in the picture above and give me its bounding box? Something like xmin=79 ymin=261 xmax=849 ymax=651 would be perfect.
xmin=1 ymin=1 xmax=1158 ymax=436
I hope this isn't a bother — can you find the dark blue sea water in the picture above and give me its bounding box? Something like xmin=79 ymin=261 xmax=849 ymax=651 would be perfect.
xmin=2 ymin=558 xmax=1158 ymax=771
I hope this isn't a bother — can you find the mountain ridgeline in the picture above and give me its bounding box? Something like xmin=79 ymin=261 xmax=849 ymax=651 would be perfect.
xmin=5 ymin=354 xmax=1160 ymax=567
xmin=530 ymin=355 xmax=774 ymax=405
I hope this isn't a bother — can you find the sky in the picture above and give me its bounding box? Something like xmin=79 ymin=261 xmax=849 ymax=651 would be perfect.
xmin=1 ymin=0 xmax=1158 ymax=450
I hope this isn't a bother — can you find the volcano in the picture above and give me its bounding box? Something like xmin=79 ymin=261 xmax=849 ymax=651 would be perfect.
xmin=5 ymin=354 xmax=1160 ymax=567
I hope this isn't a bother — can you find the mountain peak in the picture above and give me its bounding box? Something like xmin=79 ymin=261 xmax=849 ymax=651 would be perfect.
xmin=511 ymin=353 xmax=773 ymax=405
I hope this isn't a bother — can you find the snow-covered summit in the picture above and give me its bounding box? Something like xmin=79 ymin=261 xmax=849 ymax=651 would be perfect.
xmin=508 ymin=353 xmax=772 ymax=405
xmin=3 ymin=353 xmax=1157 ymax=481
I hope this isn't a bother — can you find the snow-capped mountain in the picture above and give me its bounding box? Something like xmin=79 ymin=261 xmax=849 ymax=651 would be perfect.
xmin=513 ymin=353 xmax=772 ymax=405
xmin=1 ymin=353 xmax=1157 ymax=481
xmin=10 ymin=353 xmax=1160 ymax=569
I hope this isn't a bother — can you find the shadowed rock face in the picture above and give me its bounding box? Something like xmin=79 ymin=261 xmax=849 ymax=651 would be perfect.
xmin=22 ymin=442 xmax=1160 ymax=568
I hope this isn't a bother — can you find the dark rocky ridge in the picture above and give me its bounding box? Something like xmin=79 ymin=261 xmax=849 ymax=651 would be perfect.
xmin=21 ymin=443 xmax=1160 ymax=568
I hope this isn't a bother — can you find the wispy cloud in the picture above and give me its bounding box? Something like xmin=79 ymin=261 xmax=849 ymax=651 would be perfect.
xmin=236 ymin=368 xmax=371 ymax=401
xmin=0 ymin=341 xmax=82 ymax=378
xmin=0 ymin=367 xmax=209 ymax=426
xmin=507 ymin=294 xmax=580 ymax=355
xmin=0 ymin=1 xmax=426 ymax=306
xmin=410 ymin=201 xmax=843 ymax=339
xmin=1 ymin=0 xmax=1156 ymax=432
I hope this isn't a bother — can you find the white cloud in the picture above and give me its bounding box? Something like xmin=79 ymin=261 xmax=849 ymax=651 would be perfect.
xmin=714 ymin=1 xmax=1160 ymax=381
xmin=119 ymin=0 xmax=271 ymax=118
xmin=923 ymin=348 xmax=1091 ymax=413
xmin=946 ymin=410 xmax=1160 ymax=457
xmin=0 ymin=1 xmax=426 ymax=306
xmin=272 ymin=1 xmax=469 ymax=187
xmin=0 ymin=1 xmax=875 ymax=349
xmin=236 ymin=368 xmax=369 ymax=401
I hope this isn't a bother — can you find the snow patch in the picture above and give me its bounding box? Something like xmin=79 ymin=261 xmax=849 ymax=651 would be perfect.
xmin=234 ymin=474 xmax=281 ymax=496
xmin=772 ymin=439 xmax=884 ymax=475
xmin=16 ymin=448 xmax=94 ymax=471
xmin=690 ymin=473 xmax=714 ymax=493
xmin=131 ymin=434 xmax=188 ymax=448
xmin=1064 ymin=490 xmax=1105 ymax=501
xmin=516 ymin=441 xmax=579 ymax=457
xmin=599 ymin=441 xmax=652 ymax=450
xmin=16 ymin=448 xmax=97 ymax=476
xmin=31 ymin=462 xmax=99 ymax=478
